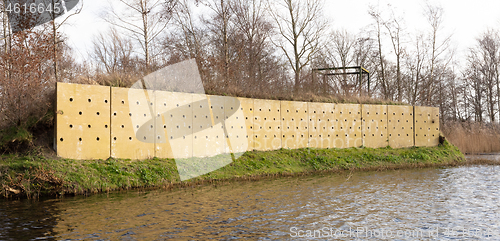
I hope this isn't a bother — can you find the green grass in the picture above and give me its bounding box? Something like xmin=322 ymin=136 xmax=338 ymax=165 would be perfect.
xmin=0 ymin=126 xmax=33 ymax=149
xmin=0 ymin=140 xmax=465 ymax=199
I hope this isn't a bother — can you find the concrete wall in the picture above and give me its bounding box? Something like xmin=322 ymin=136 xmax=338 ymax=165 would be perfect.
xmin=281 ymin=101 xmax=308 ymax=149
xmin=55 ymin=83 xmax=110 ymax=160
xmin=361 ymin=104 xmax=388 ymax=148
xmin=253 ymin=99 xmax=281 ymax=151
xmin=388 ymin=105 xmax=414 ymax=148
xmin=334 ymin=104 xmax=362 ymax=148
xmin=308 ymin=102 xmax=335 ymax=149
xmin=55 ymin=83 xmax=440 ymax=160
xmin=414 ymin=106 xmax=440 ymax=147
xmin=111 ymin=87 xmax=155 ymax=159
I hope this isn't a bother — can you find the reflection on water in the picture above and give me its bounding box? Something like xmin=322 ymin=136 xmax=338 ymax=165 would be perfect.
xmin=1 ymin=164 xmax=500 ymax=240
xmin=466 ymin=153 xmax=500 ymax=162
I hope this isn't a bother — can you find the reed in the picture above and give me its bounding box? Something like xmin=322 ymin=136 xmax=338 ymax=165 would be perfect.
xmin=442 ymin=121 xmax=500 ymax=154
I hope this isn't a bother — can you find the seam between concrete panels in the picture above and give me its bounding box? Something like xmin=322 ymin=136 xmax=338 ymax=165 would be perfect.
xmin=153 ymin=90 xmax=156 ymax=158
xmin=385 ymin=105 xmax=388 ymax=147
xmin=252 ymin=99 xmax=255 ymax=151
xmin=280 ymin=100 xmax=284 ymax=149
xmin=191 ymin=93 xmax=194 ymax=159
xmin=413 ymin=106 xmax=416 ymax=147
xmin=361 ymin=104 xmax=364 ymax=147
xmin=304 ymin=102 xmax=307 ymax=149
xmin=307 ymin=102 xmax=310 ymax=149
xmin=109 ymin=86 xmax=112 ymax=158
xmin=54 ymin=82 xmax=58 ymax=153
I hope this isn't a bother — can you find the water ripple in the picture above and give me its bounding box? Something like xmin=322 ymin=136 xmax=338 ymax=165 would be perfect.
xmin=1 ymin=165 xmax=500 ymax=240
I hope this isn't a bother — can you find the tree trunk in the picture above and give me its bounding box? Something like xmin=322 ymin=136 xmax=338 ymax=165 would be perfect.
xmin=52 ymin=20 xmax=58 ymax=82
xmin=141 ymin=2 xmax=150 ymax=73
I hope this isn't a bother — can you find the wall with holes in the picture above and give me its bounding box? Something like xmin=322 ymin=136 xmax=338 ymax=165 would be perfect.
xmin=55 ymin=83 xmax=111 ymax=160
xmin=414 ymin=106 xmax=440 ymax=147
xmin=308 ymin=102 xmax=335 ymax=149
xmin=111 ymin=87 xmax=155 ymax=159
xmin=155 ymin=91 xmax=193 ymax=159
xmin=361 ymin=105 xmax=388 ymax=148
xmin=238 ymin=98 xmax=254 ymax=152
xmin=253 ymin=99 xmax=282 ymax=151
xmin=55 ymin=83 xmax=440 ymax=160
xmin=388 ymin=106 xmax=414 ymax=148
xmin=281 ymin=101 xmax=309 ymax=149
xmin=334 ymin=104 xmax=362 ymax=148
xmin=224 ymin=96 xmax=251 ymax=155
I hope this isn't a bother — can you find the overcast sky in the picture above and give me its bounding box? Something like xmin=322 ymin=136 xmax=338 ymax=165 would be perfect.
xmin=326 ymin=0 xmax=500 ymax=58
xmin=60 ymin=0 xmax=500 ymax=63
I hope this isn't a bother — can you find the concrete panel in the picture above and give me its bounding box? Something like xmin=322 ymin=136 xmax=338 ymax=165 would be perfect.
xmin=281 ymin=101 xmax=309 ymax=149
xmin=238 ymin=98 xmax=254 ymax=151
xmin=111 ymin=87 xmax=155 ymax=159
xmin=175 ymin=94 xmax=232 ymax=182
xmin=334 ymin=104 xmax=362 ymax=148
xmin=415 ymin=106 xmax=440 ymax=147
xmin=361 ymin=105 xmax=388 ymax=148
xmin=430 ymin=107 xmax=440 ymax=146
xmin=192 ymin=95 xmax=226 ymax=157
xmin=224 ymin=97 xmax=250 ymax=155
xmin=253 ymin=99 xmax=281 ymax=151
xmin=308 ymin=102 xmax=335 ymax=149
xmin=155 ymin=91 xmax=193 ymax=159
xmin=56 ymin=83 xmax=111 ymax=160
xmin=388 ymin=105 xmax=414 ymax=148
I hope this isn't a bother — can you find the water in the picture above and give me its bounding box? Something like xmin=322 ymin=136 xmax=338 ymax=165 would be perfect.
xmin=466 ymin=153 xmax=500 ymax=162
xmin=2 ymin=164 xmax=500 ymax=240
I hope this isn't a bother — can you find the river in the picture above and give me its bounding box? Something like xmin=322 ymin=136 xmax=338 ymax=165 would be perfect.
xmin=1 ymin=161 xmax=500 ymax=240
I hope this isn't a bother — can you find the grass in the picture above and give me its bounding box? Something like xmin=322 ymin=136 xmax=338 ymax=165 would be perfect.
xmin=0 ymin=110 xmax=54 ymax=153
xmin=0 ymin=140 xmax=465 ymax=199
xmin=0 ymin=126 xmax=33 ymax=150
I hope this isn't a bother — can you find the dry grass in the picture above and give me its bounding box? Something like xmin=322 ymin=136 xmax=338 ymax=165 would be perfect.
xmin=442 ymin=121 xmax=500 ymax=154
xmin=206 ymin=89 xmax=405 ymax=105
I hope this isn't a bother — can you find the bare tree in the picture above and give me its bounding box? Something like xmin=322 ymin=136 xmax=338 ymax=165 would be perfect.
xmin=44 ymin=0 xmax=83 ymax=82
xmin=466 ymin=30 xmax=500 ymax=122
xmin=168 ymin=0 xmax=205 ymax=61
xmin=231 ymin=0 xmax=274 ymax=93
xmin=91 ymin=27 xmax=139 ymax=87
xmin=479 ymin=30 xmax=500 ymax=123
xmin=268 ymin=0 xmax=327 ymax=94
xmin=423 ymin=2 xmax=452 ymax=105
xmin=383 ymin=9 xmax=406 ymax=102
xmin=317 ymin=29 xmax=356 ymax=95
xmin=333 ymin=30 xmax=354 ymax=94
xmin=202 ymin=0 xmax=234 ymax=89
xmin=0 ymin=27 xmax=55 ymax=128
xmin=353 ymin=32 xmax=375 ymax=96
xmin=103 ymin=0 xmax=177 ymax=72
xmin=368 ymin=5 xmax=389 ymax=99
xmin=405 ymin=33 xmax=427 ymax=105
xmin=464 ymin=49 xmax=484 ymax=122
xmin=1 ymin=0 xmax=11 ymax=54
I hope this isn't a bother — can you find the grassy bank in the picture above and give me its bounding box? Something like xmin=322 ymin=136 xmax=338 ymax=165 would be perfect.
xmin=1 ymin=140 xmax=465 ymax=199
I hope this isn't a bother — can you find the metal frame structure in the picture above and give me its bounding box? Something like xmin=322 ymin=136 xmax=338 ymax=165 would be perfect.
xmin=312 ymin=66 xmax=370 ymax=95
